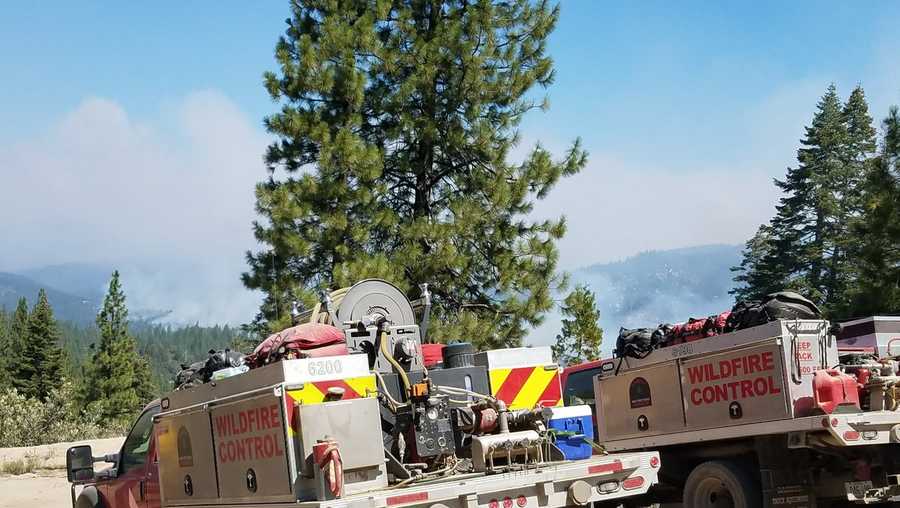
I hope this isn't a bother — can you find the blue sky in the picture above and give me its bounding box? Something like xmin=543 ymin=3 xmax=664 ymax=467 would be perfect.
xmin=0 ymin=3 xmax=283 ymax=141
xmin=1 ymin=1 xmax=898 ymax=324
xmin=4 ymin=2 xmax=898 ymax=151
xmin=537 ymin=2 xmax=900 ymax=167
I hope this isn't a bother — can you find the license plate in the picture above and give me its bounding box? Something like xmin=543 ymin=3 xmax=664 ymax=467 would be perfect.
xmin=845 ymin=480 xmax=873 ymax=500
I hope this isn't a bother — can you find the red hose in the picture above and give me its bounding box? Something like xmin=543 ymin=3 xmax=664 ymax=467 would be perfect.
xmin=313 ymin=439 xmax=344 ymax=497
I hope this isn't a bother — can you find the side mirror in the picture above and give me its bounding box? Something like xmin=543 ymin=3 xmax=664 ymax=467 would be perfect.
xmin=66 ymin=445 xmax=95 ymax=483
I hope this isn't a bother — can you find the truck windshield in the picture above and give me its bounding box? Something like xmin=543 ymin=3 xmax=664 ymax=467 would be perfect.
xmin=119 ymin=405 xmax=160 ymax=475
xmin=563 ymin=369 xmax=597 ymax=408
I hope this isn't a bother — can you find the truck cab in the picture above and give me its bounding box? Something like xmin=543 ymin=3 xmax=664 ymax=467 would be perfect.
xmin=68 ymin=402 xmax=162 ymax=508
xmin=560 ymin=359 xmax=607 ymax=436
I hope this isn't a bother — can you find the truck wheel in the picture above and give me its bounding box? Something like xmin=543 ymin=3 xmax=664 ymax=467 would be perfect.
xmin=683 ymin=461 xmax=760 ymax=508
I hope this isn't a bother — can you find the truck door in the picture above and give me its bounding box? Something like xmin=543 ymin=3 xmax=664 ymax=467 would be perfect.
xmin=143 ymin=430 xmax=161 ymax=508
xmin=109 ymin=405 xmax=161 ymax=508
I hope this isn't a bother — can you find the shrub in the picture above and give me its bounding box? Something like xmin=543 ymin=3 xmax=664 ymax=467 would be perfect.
xmin=0 ymin=382 xmax=127 ymax=448
xmin=0 ymin=456 xmax=41 ymax=475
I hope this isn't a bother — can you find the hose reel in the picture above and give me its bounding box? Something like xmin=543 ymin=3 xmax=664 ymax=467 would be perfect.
xmin=337 ymin=279 xmax=418 ymax=328
xmin=300 ymin=279 xmax=426 ymax=375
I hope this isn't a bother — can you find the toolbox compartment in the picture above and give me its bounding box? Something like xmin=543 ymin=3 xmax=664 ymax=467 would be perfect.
xmin=155 ymin=355 xmax=387 ymax=506
xmin=594 ymin=320 xmax=834 ymax=443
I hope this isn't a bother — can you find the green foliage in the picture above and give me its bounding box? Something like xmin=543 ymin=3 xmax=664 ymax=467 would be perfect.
xmin=81 ymin=271 xmax=155 ymax=423
xmin=129 ymin=323 xmax=251 ymax=389
xmin=1 ymin=456 xmax=42 ymax=475
xmin=52 ymin=318 xmax=248 ymax=393
xmin=734 ymin=85 xmax=899 ymax=319
xmin=845 ymin=106 xmax=900 ymax=316
xmin=0 ymin=311 xmax=9 ymax=389
xmin=0 ymin=284 xmax=248 ymax=444
xmin=15 ymin=290 xmax=65 ymax=400
xmin=732 ymin=85 xmax=877 ymax=315
xmin=0 ymin=383 xmax=124 ymax=447
xmin=731 ymin=225 xmax=777 ymax=299
xmin=8 ymin=298 xmax=30 ymax=394
xmin=552 ymin=286 xmax=602 ymax=366
xmin=244 ymin=0 xmax=586 ymax=348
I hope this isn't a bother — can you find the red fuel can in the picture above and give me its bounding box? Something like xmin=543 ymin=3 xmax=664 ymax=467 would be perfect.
xmin=813 ymin=369 xmax=860 ymax=414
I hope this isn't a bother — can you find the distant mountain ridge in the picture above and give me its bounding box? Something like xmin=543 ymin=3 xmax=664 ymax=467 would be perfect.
xmin=528 ymin=244 xmax=742 ymax=353
xmin=8 ymin=245 xmax=743 ymax=343
xmin=20 ymin=262 xmax=112 ymax=302
xmin=576 ymin=243 xmax=741 ymax=329
xmin=1 ymin=263 xmax=173 ymax=325
xmin=0 ymin=271 xmax=100 ymax=324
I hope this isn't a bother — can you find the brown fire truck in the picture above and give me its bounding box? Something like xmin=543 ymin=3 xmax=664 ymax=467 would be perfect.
xmin=563 ymin=319 xmax=900 ymax=507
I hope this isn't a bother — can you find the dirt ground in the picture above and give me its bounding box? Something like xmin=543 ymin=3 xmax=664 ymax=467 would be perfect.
xmin=0 ymin=437 xmax=123 ymax=508
xmin=0 ymin=469 xmax=73 ymax=507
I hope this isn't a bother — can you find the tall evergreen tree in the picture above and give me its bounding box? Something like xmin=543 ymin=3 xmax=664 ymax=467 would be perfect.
xmin=0 ymin=310 xmax=9 ymax=389
xmin=20 ymin=289 xmax=65 ymax=400
xmin=552 ymin=286 xmax=603 ymax=366
xmin=778 ymin=84 xmax=847 ymax=303
xmin=731 ymin=224 xmax=777 ymax=300
xmin=827 ymin=86 xmax=877 ymax=312
xmin=244 ymin=0 xmax=586 ymax=348
xmin=8 ymin=298 xmax=30 ymax=394
xmin=847 ymin=106 xmax=900 ymax=316
xmin=81 ymin=271 xmax=155 ymax=421
xmin=732 ymin=85 xmax=874 ymax=314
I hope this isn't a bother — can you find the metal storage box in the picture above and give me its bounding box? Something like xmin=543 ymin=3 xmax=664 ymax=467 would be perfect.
xmin=594 ymin=320 xmax=834 ymax=443
xmin=162 ymin=354 xmax=372 ymax=411
xmin=475 ymin=346 xmax=562 ymax=409
xmin=595 ymin=362 xmax=686 ymax=439
xmin=680 ymin=341 xmax=790 ymax=428
xmin=838 ymin=316 xmax=900 ymax=357
xmin=155 ymin=354 xmax=386 ymax=506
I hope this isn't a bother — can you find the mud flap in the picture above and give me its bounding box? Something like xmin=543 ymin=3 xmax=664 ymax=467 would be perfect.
xmin=756 ymin=436 xmax=817 ymax=508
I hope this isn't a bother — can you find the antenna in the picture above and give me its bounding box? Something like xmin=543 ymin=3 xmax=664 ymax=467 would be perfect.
xmin=271 ymin=252 xmax=279 ymax=323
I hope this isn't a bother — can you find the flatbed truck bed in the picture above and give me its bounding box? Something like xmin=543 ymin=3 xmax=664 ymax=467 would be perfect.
xmin=602 ymin=410 xmax=900 ymax=451
xmin=291 ymin=451 xmax=659 ymax=508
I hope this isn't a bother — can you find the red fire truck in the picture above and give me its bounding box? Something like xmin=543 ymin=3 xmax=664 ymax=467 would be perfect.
xmin=67 ymin=360 xmax=661 ymax=508
xmin=67 ymin=279 xmax=662 ymax=508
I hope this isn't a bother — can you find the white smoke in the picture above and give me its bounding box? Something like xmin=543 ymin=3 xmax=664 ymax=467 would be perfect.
xmin=0 ymin=91 xmax=267 ymax=324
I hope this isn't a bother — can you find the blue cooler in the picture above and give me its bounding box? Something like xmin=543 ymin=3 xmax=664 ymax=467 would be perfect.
xmin=545 ymin=405 xmax=594 ymax=460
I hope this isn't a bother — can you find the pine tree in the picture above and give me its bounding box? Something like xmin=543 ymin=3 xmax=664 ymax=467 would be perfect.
xmin=780 ymin=84 xmax=847 ymax=303
xmin=847 ymin=106 xmax=900 ymax=316
xmin=731 ymin=224 xmax=778 ymax=301
xmin=828 ymin=86 xmax=877 ymax=312
xmin=20 ymin=290 xmax=65 ymax=400
xmin=244 ymin=0 xmax=586 ymax=348
xmin=81 ymin=271 xmax=155 ymax=421
xmin=732 ymin=85 xmax=875 ymax=314
xmin=8 ymin=298 xmax=30 ymax=394
xmin=552 ymin=286 xmax=603 ymax=366
xmin=0 ymin=310 xmax=9 ymax=389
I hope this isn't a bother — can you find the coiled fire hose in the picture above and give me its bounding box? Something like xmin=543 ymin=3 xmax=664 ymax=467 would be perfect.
xmin=313 ymin=438 xmax=344 ymax=497
xmin=307 ymin=287 xmax=350 ymax=324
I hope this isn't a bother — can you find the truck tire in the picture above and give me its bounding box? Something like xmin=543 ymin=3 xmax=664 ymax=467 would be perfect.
xmin=683 ymin=460 xmax=760 ymax=508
